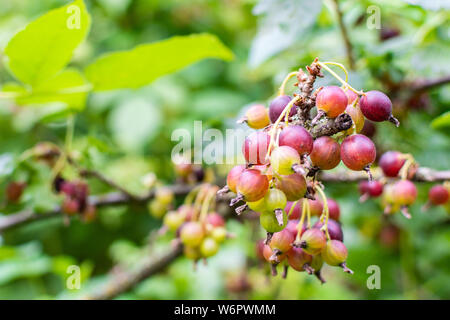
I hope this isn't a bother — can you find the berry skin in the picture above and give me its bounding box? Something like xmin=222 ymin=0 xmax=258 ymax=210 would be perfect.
xmin=264 ymin=188 xmax=287 ymax=212
xmin=236 ymin=169 xmax=269 ymax=202
xmin=275 ymin=173 xmax=307 ymax=201
xmin=340 ymin=134 xmax=376 ymax=171
xmin=285 ymin=219 xmax=306 ymax=237
xmin=316 ymin=86 xmax=348 ymax=118
xmin=269 ymin=228 xmax=295 ymax=253
xmin=393 ymin=180 xmax=417 ymax=206
xmin=299 ymin=228 xmax=327 ymax=255
xmin=379 ymin=151 xmax=406 ymax=177
xmin=279 ymin=125 xmax=313 ymax=156
xmin=269 ymin=95 xmax=296 ymax=123
xmin=327 ymin=198 xmax=340 ymax=221
xmin=428 ymin=185 xmax=449 ymax=205
xmin=345 ymin=89 xmax=358 ymax=105
xmin=180 ymin=222 xmax=205 ymax=247
xmin=242 ymin=104 xmax=270 ymax=129
xmin=309 ymin=136 xmax=341 ymax=170
xmin=359 ymin=180 xmax=383 ymax=198
xmin=211 ymin=227 xmax=227 ymax=243
xmin=285 ymin=201 xmax=301 ymax=220
xmin=200 ymin=237 xmax=219 ymax=257
xmin=313 ymin=219 xmax=343 ymax=242
xmin=255 ymin=239 xmax=266 ymax=261
xmin=360 ymin=90 xmax=395 ymax=123
xmin=260 ymin=211 xmax=287 ymax=233
xmin=243 ymin=131 xmax=270 ymax=165
xmin=247 ymin=197 xmax=266 ymax=212
xmin=287 ymin=247 xmax=313 ymax=273
xmin=304 ymin=198 xmax=324 ymax=217
xmin=344 ymin=104 xmax=365 ymax=135
xmin=62 ymin=198 xmax=80 ymax=215
xmin=226 ymin=165 xmax=245 ymax=193
xmin=270 ymin=146 xmax=302 ymax=175
xmin=206 ymin=213 xmax=225 ymax=227
xmin=321 ymin=240 xmax=352 ymax=273
xmin=164 ymin=211 xmax=185 ymax=231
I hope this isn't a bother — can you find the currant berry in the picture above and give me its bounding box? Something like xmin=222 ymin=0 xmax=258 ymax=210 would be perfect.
xmin=260 ymin=210 xmax=287 ymax=233
xmin=305 ymin=198 xmax=324 ymax=217
xmin=269 ymin=228 xmax=295 ymax=253
xmin=163 ymin=211 xmax=185 ymax=231
xmin=269 ymin=95 xmax=296 ymax=123
xmin=285 ymin=219 xmax=306 ymax=237
xmin=62 ymin=198 xmax=79 ymax=215
xmin=239 ymin=104 xmax=270 ymax=129
xmin=148 ymin=200 xmax=167 ymax=218
xmin=382 ymin=183 xmax=401 ymax=215
xmin=344 ymin=104 xmax=365 ymax=135
xmin=316 ymin=86 xmax=348 ymax=118
xmin=321 ymin=240 xmax=353 ymax=273
xmin=255 ymin=239 xmax=266 ymax=262
xmin=155 ymin=186 xmax=174 ymax=205
xmin=360 ymin=90 xmax=399 ymax=126
xmin=200 ymin=237 xmax=219 ymax=257
xmin=311 ymin=255 xmax=326 ymax=283
xmin=327 ymin=198 xmax=340 ymax=221
xmin=235 ymin=169 xmax=269 ymax=202
xmin=279 ymin=125 xmax=313 ymax=156
xmin=225 ymin=165 xmax=245 ymax=194
xmin=275 ymin=173 xmax=307 ymax=201
xmin=285 ymin=201 xmax=301 ymax=219
xmin=211 ymin=227 xmax=227 ymax=243
xmin=243 ymin=131 xmax=270 ymax=165
xmin=297 ymin=228 xmax=327 ymax=255
xmin=358 ymin=180 xmax=383 ymax=202
xmin=428 ymin=185 xmax=449 ymax=205
xmin=206 ymin=213 xmax=225 ymax=227
xmin=379 ymin=151 xmax=406 ymax=177
xmin=309 ymin=136 xmax=341 ymax=170
xmin=180 ymin=221 xmax=205 ymax=247
xmin=313 ymin=219 xmax=343 ymax=242
xmin=264 ymin=188 xmax=287 ymax=214
xmin=340 ymin=134 xmax=376 ymax=171
xmin=392 ymin=180 xmax=417 ymax=218
xmin=287 ymin=247 xmax=314 ymax=273
xmin=247 ymin=197 xmax=266 ymax=212
xmin=178 ymin=204 xmax=195 ymax=221
xmin=269 ymin=146 xmax=302 ymax=175
xmin=263 ymin=244 xmax=287 ymax=267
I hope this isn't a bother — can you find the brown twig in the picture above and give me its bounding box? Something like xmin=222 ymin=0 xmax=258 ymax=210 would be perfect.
xmin=331 ymin=0 xmax=355 ymax=70
xmin=310 ymin=113 xmax=353 ymax=138
xmin=410 ymin=75 xmax=450 ymax=92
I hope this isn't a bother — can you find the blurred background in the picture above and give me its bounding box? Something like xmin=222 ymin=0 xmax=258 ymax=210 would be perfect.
xmin=0 ymin=0 xmax=449 ymax=299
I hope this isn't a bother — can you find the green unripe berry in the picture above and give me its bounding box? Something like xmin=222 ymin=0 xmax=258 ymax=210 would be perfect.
xmin=163 ymin=211 xmax=185 ymax=231
xmin=180 ymin=222 xmax=204 ymax=247
xmin=148 ymin=199 xmax=167 ymax=219
xmin=260 ymin=211 xmax=287 ymax=233
xmin=264 ymin=188 xmax=287 ymax=212
xmin=247 ymin=197 xmax=266 ymax=212
xmin=211 ymin=227 xmax=227 ymax=243
xmin=270 ymin=146 xmax=301 ymax=175
xmin=200 ymin=237 xmax=219 ymax=257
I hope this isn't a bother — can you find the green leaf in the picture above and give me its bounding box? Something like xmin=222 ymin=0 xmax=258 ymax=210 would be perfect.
xmin=431 ymin=111 xmax=450 ymax=129
xmin=3 ymin=0 xmax=91 ymax=85
xmin=85 ymin=33 xmax=234 ymax=91
xmin=2 ymin=69 xmax=89 ymax=111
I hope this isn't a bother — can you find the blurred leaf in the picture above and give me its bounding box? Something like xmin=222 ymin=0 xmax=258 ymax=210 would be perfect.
xmin=3 ymin=0 xmax=91 ymax=85
xmin=403 ymin=0 xmax=450 ymax=11
xmin=85 ymin=33 xmax=234 ymax=91
xmin=248 ymin=0 xmax=322 ymax=68
xmin=431 ymin=111 xmax=450 ymax=129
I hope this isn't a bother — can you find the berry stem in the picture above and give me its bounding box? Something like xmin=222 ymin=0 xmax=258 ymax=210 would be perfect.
xmin=199 ymin=187 xmax=217 ymax=222
xmin=296 ymin=200 xmax=307 ymax=241
xmin=278 ymin=71 xmax=298 ymax=96
xmin=287 ymin=200 xmax=299 ymax=219
xmin=317 ymin=61 xmax=363 ymax=95
xmin=315 ymin=185 xmax=331 ymax=240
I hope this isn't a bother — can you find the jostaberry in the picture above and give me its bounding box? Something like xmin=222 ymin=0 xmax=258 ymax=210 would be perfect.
xmin=279 ymin=125 xmax=313 ymax=156
xmin=360 ymin=90 xmax=399 ymax=126
xmin=340 ymin=134 xmax=376 ymax=172
xmin=309 ymin=136 xmax=341 ymax=170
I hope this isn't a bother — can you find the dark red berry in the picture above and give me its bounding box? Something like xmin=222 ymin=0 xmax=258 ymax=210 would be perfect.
xmin=269 ymin=95 xmax=296 ymax=123
xmin=287 ymin=247 xmax=313 ymax=273
xmin=379 ymin=151 xmax=406 ymax=177
xmin=359 ymin=180 xmax=383 ymax=198
xmin=309 ymin=136 xmax=341 ymax=170
xmin=236 ymin=169 xmax=269 ymax=202
xmin=428 ymin=185 xmax=449 ymax=205
xmin=206 ymin=213 xmax=225 ymax=227
xmin=327 ymin=198 xmax=340 ymax=221
xmin=340 ymin=134 xmax=376 ymax=171
xmin=313 ymin=219 xmax=343 ymax=242
xmin=285 ymin=201 xmax=301 ymax=220
xmin=360 ymin=90 xmax=399 ymax=126
xmin=279 ymin=125 xmax=313 ymax=156
xmin=243 ymin=131 xmax=270 ymax=165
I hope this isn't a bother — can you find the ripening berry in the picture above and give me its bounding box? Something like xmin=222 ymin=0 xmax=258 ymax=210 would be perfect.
xmin=275 ymin=173 xmax=307 ymax=201
xmin=155 ymin=186 xmax=174 ymax=205
xmin=340 ymin=134 xmax=376 ymax=171
xmin=243 ymin=131 xmax=270 ymax=165
xmin=285 ymin=219 xmax=306 ymax=237
xmin=241 ymin=104 xmax=270 ymax=129
xmin=164 ymin=211 xmax=185 ymax=231
xmin=148 ymin=199 xmax=167 ymax=218
xmin=174 ymin=162 xmax=193 ymax=178
xmin=287 ymin=247 xmax=313 ymax=273
xmin=270 ymin=146 xmax=302 ymax=175
xmin=321 ymin=240 xmax=349 ymax=267
xmin=226 ymin=165 xmax=245 ymax=193
xmin=269 ymin=95 xmax=296 ymax=123
xmin=359 ymin=180 xmax=383 ymax=198
xmin=260 ymin=211 xmax=287 ymax=233
xmin=269 ymin=228 xmax=295 ymax=253
xmin=247 ymin=197 xmax=266 ymax=212
xmin=379 ymin=151 xmax=406 ymax=177
xmin=263 ymin=244 xmax=286 ymax=264
xmin=313 ymin=219 xmax=343 ymax=242
xmin=382 ymin=183 xmax=401 ymax=214
xmin=184 ymin=246 xmax=200 ymax=260
xmin=62 ymin=198 xmax=79 ymax=215
xmin=255 ymin=239 xmax=266 ymax=261
xmin=178 ymin=204 xmax=195 ymax=221
xmin=264 ymin=188 xmax=287 ymax=212
xmin=285 ymin=201 xmax=301 ymax=219
xmin=200 ymin=237 xmax=219 ymax=257
xmin=309 ymin=136 xmax=341 ymax=170
xmin=393 ymin=180 xmax=417 ymax=206
xmin=211 ymin=227 xmax=227 ymax=243
xmin=252 ymin=164 xmax=273 ymax=180
xmin=360 ymin=90 xmax=399 ymax=126
xmin=304 ymin=198 xmax=324 ymax=217
xmin=180 ymin=222 xmax=205 ymax=247
xmin=299 ymin=228 xmax=327 ymax=255
xmin=236 ymin=169 xmax=269 ymax=202
xmin=206 ymin=213 xmax=225 ymax=227
xmin=279 ymin=125 xmax=313 ymax=156
xmin=428 ymin=185 xmax=449 ymax=205
xmin=344 ymin=105 xmax=365 ymax=135
xmin=345 ymin=89 xmax=358 ymax=105
xmin=327 ymin=198 xmax=340 ymax=221
xmin=316 ymin=86 xmax=348 ymax=118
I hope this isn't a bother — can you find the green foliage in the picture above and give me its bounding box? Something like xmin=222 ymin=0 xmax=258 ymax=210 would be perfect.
xmin=431 ymin=111 xmax=450 ymax=129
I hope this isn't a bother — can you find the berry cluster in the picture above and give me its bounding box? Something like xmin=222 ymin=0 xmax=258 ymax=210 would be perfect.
xmin=218 ymin=59 xmax=399 ymax=280
xmin=55 ymin=177 xmax=96 ymax=222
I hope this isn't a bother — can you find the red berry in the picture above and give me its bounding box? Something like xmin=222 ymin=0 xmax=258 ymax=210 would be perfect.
xmin=313 ymin=219 xmax=343 ymax=242
xmin=309 ymin=136 xmax=341 ymax=170
xmin=359 ymin=180 xmax=383 ymax=197
xmin=226 ymin=165 xmax=245 ymax=193
xmin=299 ymin=228 xmax=327 ymax=255
xmin=316 ymin=86 xmax=348 ymax=118
xmin=243 ymin=131 xmax=270 ymax=165
xmin=360 ymin=90 xmax=398 ymax=125
xmin=287 ymin=247 xmax=313 ymax=272
xmin=206 ymin=213 xmax=225 ymax=227
xmin=62 ymin=198 xmax=80 ymax=215
xmin=341 ymin=134 xmax=376 ymax=171
xmin=360 ymin=120 xmax=376 ymax=138
xmin=180 ymin=222 xmax=205 ymax=247
xmin=285 ymin=201 xmax=301 ymax=220
xmin=327 ymin=198 xmax=340 ymax=221
xmin=305 ymin=198 xmax=324 ymax=217
xmin=269 ymin=95 xmax=296 ymax=123
xmin=279 ymin=125 xmax=313 ymax=156
xmin=393 ymin=180 xmax=417 ymax=206
xmin=269 ymin=228 xmax=295 ymax=253
xmin=379 ymin=151 xmax=406 ymax=177
xmin=285 ymin=219 xmax=306 ymax=237
xmin=263 ymin=244 xmax=286 ymax=264
xmin=275 ymin=173 xmax=307 ymax=201
xmin=428 ymin=185 xmax=449 ymax=205
xmin=237 ymin=169 xmax=269 ymax=202
xmin=242 ymin=104 xmax=270 ymax=129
